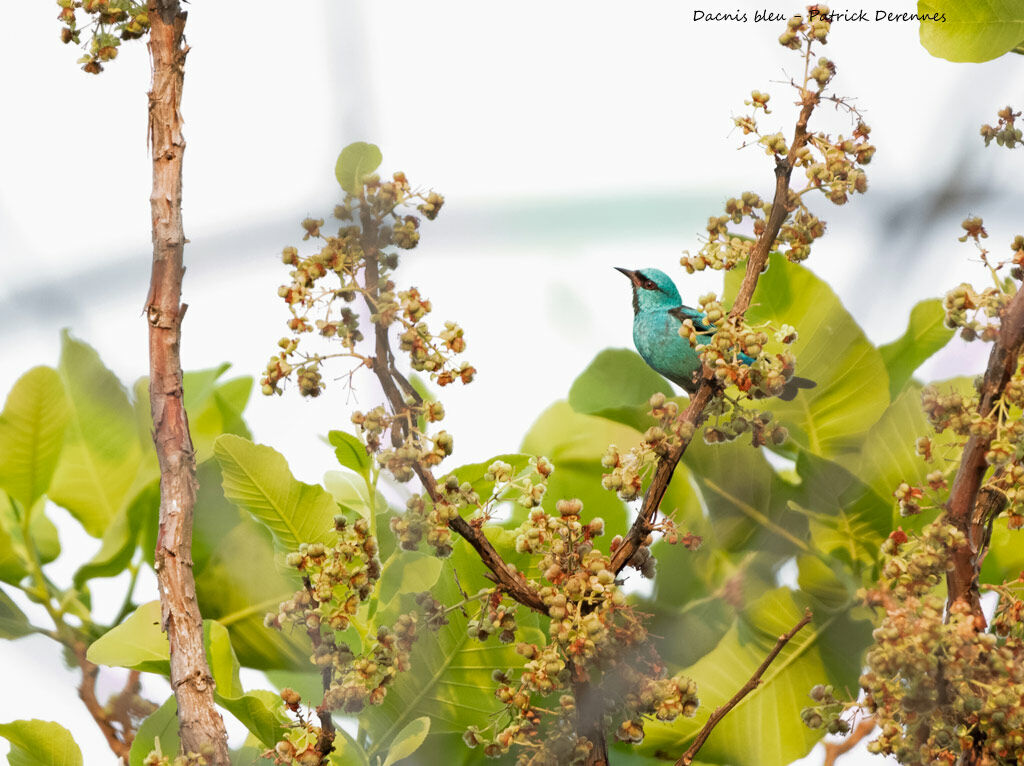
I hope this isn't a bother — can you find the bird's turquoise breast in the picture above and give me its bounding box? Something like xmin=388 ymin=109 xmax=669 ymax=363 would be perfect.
xmin=633 ymin=310 xmax=701 ymax=391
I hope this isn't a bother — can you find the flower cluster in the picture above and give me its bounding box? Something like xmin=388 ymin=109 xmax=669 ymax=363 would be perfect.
xmin=266 ymin=517 xmax=425 ymax=716
xmin=463 ymin=497 xmax=698 ymax=762
xmin=601 ymin=393 xmax=695 ymax=501
xmin=393 ymin=458 xmax=553 ymax=557
xmin=263 ymin=169 xmax=470 ymax=399
xmin=681 ymin=8 xmax=873 ymax=273
xmin=981 ymin=106 xmax=1022 ymax=150
xmin=57 ymin=0 xmax=150 ymax=74
xmin=854 ymin=523 xmax=1024 ymax=764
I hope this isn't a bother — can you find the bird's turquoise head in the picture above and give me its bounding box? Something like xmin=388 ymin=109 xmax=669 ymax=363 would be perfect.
xmin=615 ymin=267 xmax=682 ymax=314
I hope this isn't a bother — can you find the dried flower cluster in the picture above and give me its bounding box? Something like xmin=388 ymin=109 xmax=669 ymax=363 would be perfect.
xmin=56 ymin=0 xmax=150 ymax=73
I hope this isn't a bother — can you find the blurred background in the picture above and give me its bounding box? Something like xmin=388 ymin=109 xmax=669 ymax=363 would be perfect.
xmin=2 ymin=1 xmax=1022 ymax=763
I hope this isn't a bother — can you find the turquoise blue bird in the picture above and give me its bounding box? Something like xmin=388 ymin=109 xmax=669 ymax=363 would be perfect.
xmin=616 ymin=267 xmax=815 ymax=401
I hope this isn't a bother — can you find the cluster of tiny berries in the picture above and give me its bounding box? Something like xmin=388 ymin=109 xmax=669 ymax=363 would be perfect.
xmin=395 ymin=458 xmax=553 ymax=557
xmin=263 ymin=170 xmax=470 ymax=400
xmin=981 ymin=106 xmax=1023 ymax=150
xmin=57 ymin=0 xmax=149 ymax=73
xmin=264 ymin=516 xmax=441 ymax=738
xmin=462 ymin=497 xmax=698 ymax=762
xmin=853 ymin=524 xmax=1024 ymax=763
xmin=682 ymin=8 xmax=873 ymax=273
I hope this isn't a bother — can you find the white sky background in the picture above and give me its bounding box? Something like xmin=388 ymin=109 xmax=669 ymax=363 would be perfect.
xmin=2 ymin=1 xmax=1023 ymax=763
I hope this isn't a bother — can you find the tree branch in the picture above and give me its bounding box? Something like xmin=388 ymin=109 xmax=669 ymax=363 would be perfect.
xmin=945 ymin=284 xmax=1024 ymax=620
xmin=676 ymin=609 xmax=813 ymax=766
xmin=145 ymin=3 xmax=230 ymax=762
xmin=72 ymin=640 xmax=132 ymax=762
xmin=823 ymin=717 xmax=876 ymax=766
xmin=612 ymin=92 xmax=819 ymax=576
xmin=357 ymin=208 xmax=547 ymax=615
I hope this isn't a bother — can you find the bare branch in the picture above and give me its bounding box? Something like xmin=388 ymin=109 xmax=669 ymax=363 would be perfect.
xmin=823 ymin=717 xmax=876 ymax=766
xmin=676 ymin=609 xmax=813 ymax=766
xmin=145 ymin=2 xmax=230 ymax=761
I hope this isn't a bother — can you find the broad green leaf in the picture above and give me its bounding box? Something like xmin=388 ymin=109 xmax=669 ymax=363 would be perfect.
xmin=323 ymin=470 xmax=384 ymax=523
xmin=568 ymin=348 xmax=672 ymax=430
xmin=192 ymin=460 xmax=308 ymax=670
xmin=919 ymin=0 xmax=1024 ymax=62
xmin=206 ymin=619 xmax=289 ymax=747
xmin=335 ymin=142 xmax=383 ymax=194
xmin=724 ymin=254 xmax=890 ymax=458
xmin=215 ymin=434 xmax=337 ymax=549
xmin=0 ymin=719 xmax=82 ymax=766
xmin=360 ymin=543 xmax=544 ymax=753
xmin=328 ymin=728 xmax=371 ymax=766
xmin=0 ymin=367 xmax=69 ymax=511
xmin=0 ymin=588 xmax=32 ymax=639
xmin=378 ymin=551 xmax=443 ymax=607
xmin=788 ymin=451 xmax=890 ymax=570
xmin=87 ymin=600 xmax=169 ymax=674
xmin=73 ymin=480 xmax=158 ymax=587
xmin=328 ymin=430 xmax=372 ymax=479
xmin=0 ymin=496 xmax=61 ymax=585
xmin=639 ymin=589 xmax=858 ymax=765
xmin=833 ymin=380 xmax=972 ymax=532
xmin=683 ymin=438 xmax=807 ymax=558
xmin=382 ymin=716 xmax=431 ymax=766
xmin=520 ymin=401 xmax=635 ymax=537
xmin=878 ymin=299 xmax=954 ymax=399
xmin=128 ymin=696 xmax=178 ymax=766
xmin=49 ymin=332 xmax=142 ymax=537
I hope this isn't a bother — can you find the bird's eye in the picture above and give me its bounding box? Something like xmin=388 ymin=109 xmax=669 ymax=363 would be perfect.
xmin=640 ymin=278 xmax=657 ymax=290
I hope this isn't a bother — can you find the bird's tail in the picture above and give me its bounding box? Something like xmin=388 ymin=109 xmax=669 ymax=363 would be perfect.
xmin=778 ymin=376 xmax=816 ymax=401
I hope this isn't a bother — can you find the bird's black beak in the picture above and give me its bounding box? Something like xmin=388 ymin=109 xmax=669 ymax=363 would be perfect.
xmin=614 ymin=266 xmax=641 ymax=287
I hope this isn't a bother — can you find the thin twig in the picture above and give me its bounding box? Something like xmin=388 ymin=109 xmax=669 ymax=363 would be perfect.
xmin=823 ymin=717 xmax=876 ymax=765
xmin=676 ymin=609 xmax=813 ymax=766
xmin=72 ymin=640 xmax=131 ymax=762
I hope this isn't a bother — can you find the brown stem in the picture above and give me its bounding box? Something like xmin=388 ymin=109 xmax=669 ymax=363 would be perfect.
xmin=676 ymin=609 xmax=813 ymax=766
xmin=613 ymin=92 xmax=819 ymax=576
xmin=823 ymin=716 xmax=876 ymax=766
xmin=146 ymin=3 xmax=230 ymax=762
xmin=944 ymin=284 xmax=1024 ymax=620
xmin=301 ymin=577 xmax=337 ymax=759
xmin=357 ymin=208 xmax=547 ymax=614
xmin=73 ymin=640 xmax=132 ymax=762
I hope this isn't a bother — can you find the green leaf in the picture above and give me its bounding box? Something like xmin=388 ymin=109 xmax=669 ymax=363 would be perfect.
xmin=683 ymin=438 xmax=807 ymax=557
xmin=328 ymin=431 xmax=372 ymax=479
xmin=49 ymin=332 xmax=143 ymax=537
xmin=335 ymin=142 xmax=383 ymax=194
xmin=0 ymin=588 xmax=32 ymax=639
xmin=87 ymin=600 xmax=169 ymax=674
xmin=519 ymin=402 xmax=635 ymax=537
xmin=214 ymin=434 xmax=337 ymax=549
xmin=192 ymin=460 xmax=308 ymax=671
xmin=724 ymin=253 xmax=890 ymax=458
xmin=328 ymin=728 xmax=371 ymax=766
xmin=0 ymin=496 xmax=61 ymax=586
xmin=378 ymin=551 xmax=444 ymax=607
xmin=323 ymin=470 xmax=386 ymax=524
xmin=382 ymin=716 xmax=431 ymax=766
xmin=0 ymin=719 xmax=82 ymax=766
xmin=361 ymin=543 xmax=544 ymax=752
xmin=878 ymin=299 xmax=954 ymax=399
xmin=568 ymin=348 xmax=672 ymax=430
xmin=73 ymin=480 xmax=158 ymax=588
xmin=0 ymin=367 xmax=69 ymax=511
xmin=638 ymin=589 xmax=860 ymax=765
xmin=128 ymin=696 xmax=178 ymax=766
xmin=919 ymin=0 xmax=1024 ymax=62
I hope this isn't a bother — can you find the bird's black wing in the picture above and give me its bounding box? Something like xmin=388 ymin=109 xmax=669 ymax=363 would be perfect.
xmin=668 ymin=305 xmax=716 ymax=337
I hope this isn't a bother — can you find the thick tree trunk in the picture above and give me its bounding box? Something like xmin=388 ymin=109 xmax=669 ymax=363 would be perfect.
xmin=145 ymin=2 xmax=230 ymax=762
